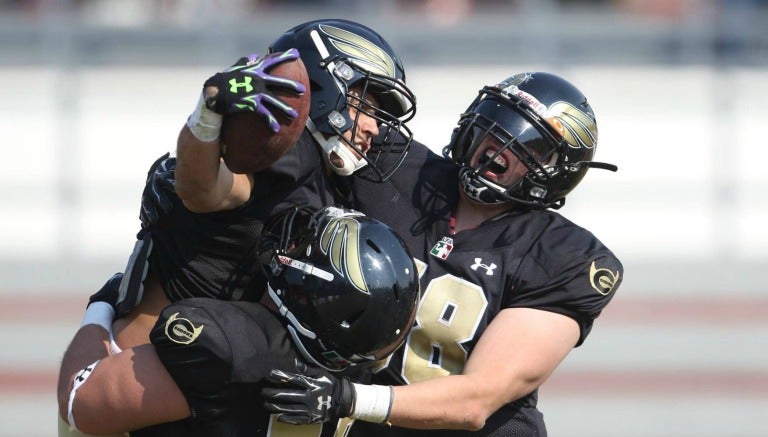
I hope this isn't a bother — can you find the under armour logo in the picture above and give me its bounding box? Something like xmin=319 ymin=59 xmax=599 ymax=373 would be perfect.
xmin=470 ymin=258 xmax=497 ymax=276
xmin=229 ymin=77 xmax=253 ymax=93
xmin=316 ymin=395 xmax=332 ymax=411
xmin=75 ymin=365 xmax=94 ymax=383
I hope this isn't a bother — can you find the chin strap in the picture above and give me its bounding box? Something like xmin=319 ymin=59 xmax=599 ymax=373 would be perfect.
xmin=574 ymin=161 xmax=618 ymax=172
xmin=306 ymin=118 xmax=367 ymax=176
xmin=267 ymin=284 xmax=343 ymax=373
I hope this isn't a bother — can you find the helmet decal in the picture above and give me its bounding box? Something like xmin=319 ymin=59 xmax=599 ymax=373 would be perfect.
xmin=499 ymin=86 xmax=548 ymax=118
xmin=499 ymin=78 xmax=597 ymax=151
xmin=548 ymin=101 xmax=597 ymax=150
xmin=498 ymin=73 xmax=596 ymax=150
xmin=499 ymin=72 xmax=533 ymax=87
xmin=319 ymin=216 xmax=368 ymax=294
xmin=319 ymin=24 xmax=396 ymax=77
xmin=277 ymin=254 xmax=335 ymax=282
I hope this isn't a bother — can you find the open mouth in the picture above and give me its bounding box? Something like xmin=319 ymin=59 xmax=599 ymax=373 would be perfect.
xmin=477 ymin=148 xmax=508 ymax=180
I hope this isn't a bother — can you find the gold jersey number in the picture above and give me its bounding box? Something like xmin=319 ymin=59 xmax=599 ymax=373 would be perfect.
xmin=402 ymin=274 xmax=488 ymax=384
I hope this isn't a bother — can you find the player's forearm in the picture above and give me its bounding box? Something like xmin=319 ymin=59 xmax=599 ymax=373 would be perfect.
xmin=175 ymin=125 xmax=229 ymax=210
xmin=388 ymin=308 xmax=579 ymax=430
xmin=263 ymin=363 xmax=530 ymax=430
xmin=176 ymin=125 xmax=254 ymax=212
xmin=388 ymin=374 xmax=514 ymax=431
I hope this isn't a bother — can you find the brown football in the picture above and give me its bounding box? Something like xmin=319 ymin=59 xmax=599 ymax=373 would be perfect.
xmin=220 ymin=57 xmax=310 ymax=174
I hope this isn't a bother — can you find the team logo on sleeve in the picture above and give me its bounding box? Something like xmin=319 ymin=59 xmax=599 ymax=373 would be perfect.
xmin=589 ymin=261 xmax=620 ymax=295
xmin=164 ymin=312 xmax=204 ymax=344
xmin=430 ymin=237 xmax=454 ymax=260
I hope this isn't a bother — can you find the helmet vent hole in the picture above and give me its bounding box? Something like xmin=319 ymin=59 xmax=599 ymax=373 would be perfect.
xmin=366 ymin=239 xmax=382 ymax=253
xmin=392 ymin=284 xmax=400 ymax=301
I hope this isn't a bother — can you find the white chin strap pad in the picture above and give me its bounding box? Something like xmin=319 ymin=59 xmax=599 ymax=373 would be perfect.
xmin=324 ymin=136 xmax=368 ymax=176
xmin=306 ymin=119 xmax=367 ymax=176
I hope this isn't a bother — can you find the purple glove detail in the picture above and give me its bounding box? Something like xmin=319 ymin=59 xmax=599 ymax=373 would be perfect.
xmin=203 ymin=48 xmax=305 ymax=133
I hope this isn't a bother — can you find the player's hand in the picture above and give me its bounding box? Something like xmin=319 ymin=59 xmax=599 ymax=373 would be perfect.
xmin=203 ymin=49 xmax=306 ymax=133
xmin=261 ymin=363 xmax=355 ymax=424
xmin=140 ymin=152 xmax=176 ymax=228
xmin=86 ymin=272 xmax=123 ymax=310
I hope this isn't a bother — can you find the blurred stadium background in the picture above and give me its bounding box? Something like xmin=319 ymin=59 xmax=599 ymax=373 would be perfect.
xmin=1 ymin=0 xmax=767 ymax=436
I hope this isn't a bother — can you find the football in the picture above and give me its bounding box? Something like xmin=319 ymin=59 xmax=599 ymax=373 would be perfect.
xmin=220 ymin=57 xmax=310 ymax=174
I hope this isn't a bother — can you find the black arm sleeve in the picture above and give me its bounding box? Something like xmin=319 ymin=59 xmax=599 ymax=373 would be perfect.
xmin=149 ymin=298 xmax=296 ymax=422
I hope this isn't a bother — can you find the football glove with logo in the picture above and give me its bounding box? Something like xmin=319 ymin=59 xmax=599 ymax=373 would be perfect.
xmin=203 ymin=49 xmax=306 ymax=133
xmin=261 ymin=363 xmax=355 ymax=424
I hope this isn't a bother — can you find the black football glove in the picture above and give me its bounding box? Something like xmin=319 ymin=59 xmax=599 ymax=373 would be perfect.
xmin=87 ymin=272 xmax=123 ymax=310
xmin=203 ymin=49 xmax=306 ymax=133
xmin=139 ymin=152 xmax=176 ymax=229
xmin=261 ymin=363 xmax=356 ymax=425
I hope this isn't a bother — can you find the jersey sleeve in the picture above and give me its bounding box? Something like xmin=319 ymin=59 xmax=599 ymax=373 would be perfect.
xmin=149 ymin=298 xmax=294 ymax=421
xmin=504 ymin=224 xmax=623 ymax=346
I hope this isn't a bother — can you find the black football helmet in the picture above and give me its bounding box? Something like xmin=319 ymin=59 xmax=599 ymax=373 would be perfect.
xmin=259 ymin=205 xmax=420 ymax=372
xmin=270 ymin=19 xmax=416 ymax=181
xmin=444 ymin=72 xmax=617 ymax=209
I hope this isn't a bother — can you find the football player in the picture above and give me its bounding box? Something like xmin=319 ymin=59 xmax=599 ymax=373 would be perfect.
xmin=57 ymin=18 xmax=416 ymax=435
xmin=261 ymin=72 xmax=624 ymax=436
xmin=117 ymin=17 xmax=417 ymax=324
xmin=58 ymin=206 xmax=420 ymax=436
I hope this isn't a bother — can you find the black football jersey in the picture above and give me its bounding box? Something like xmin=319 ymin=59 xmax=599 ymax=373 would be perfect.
xmin=147 ymin=131 xmax=342 ymax=303
xmin=131 ymin=298 xmax=346 ymax=437
xmin=349 ymin=141 xmax=623 ymax=436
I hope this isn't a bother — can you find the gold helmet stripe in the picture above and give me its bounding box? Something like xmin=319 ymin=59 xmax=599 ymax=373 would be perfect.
xmin=549 ymin=101 xmax=597 ymax=149
xmin=319 ymin=24 xmax=396 ymax=77
xmin=320 ymin=217 xmax=369 ymax=294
